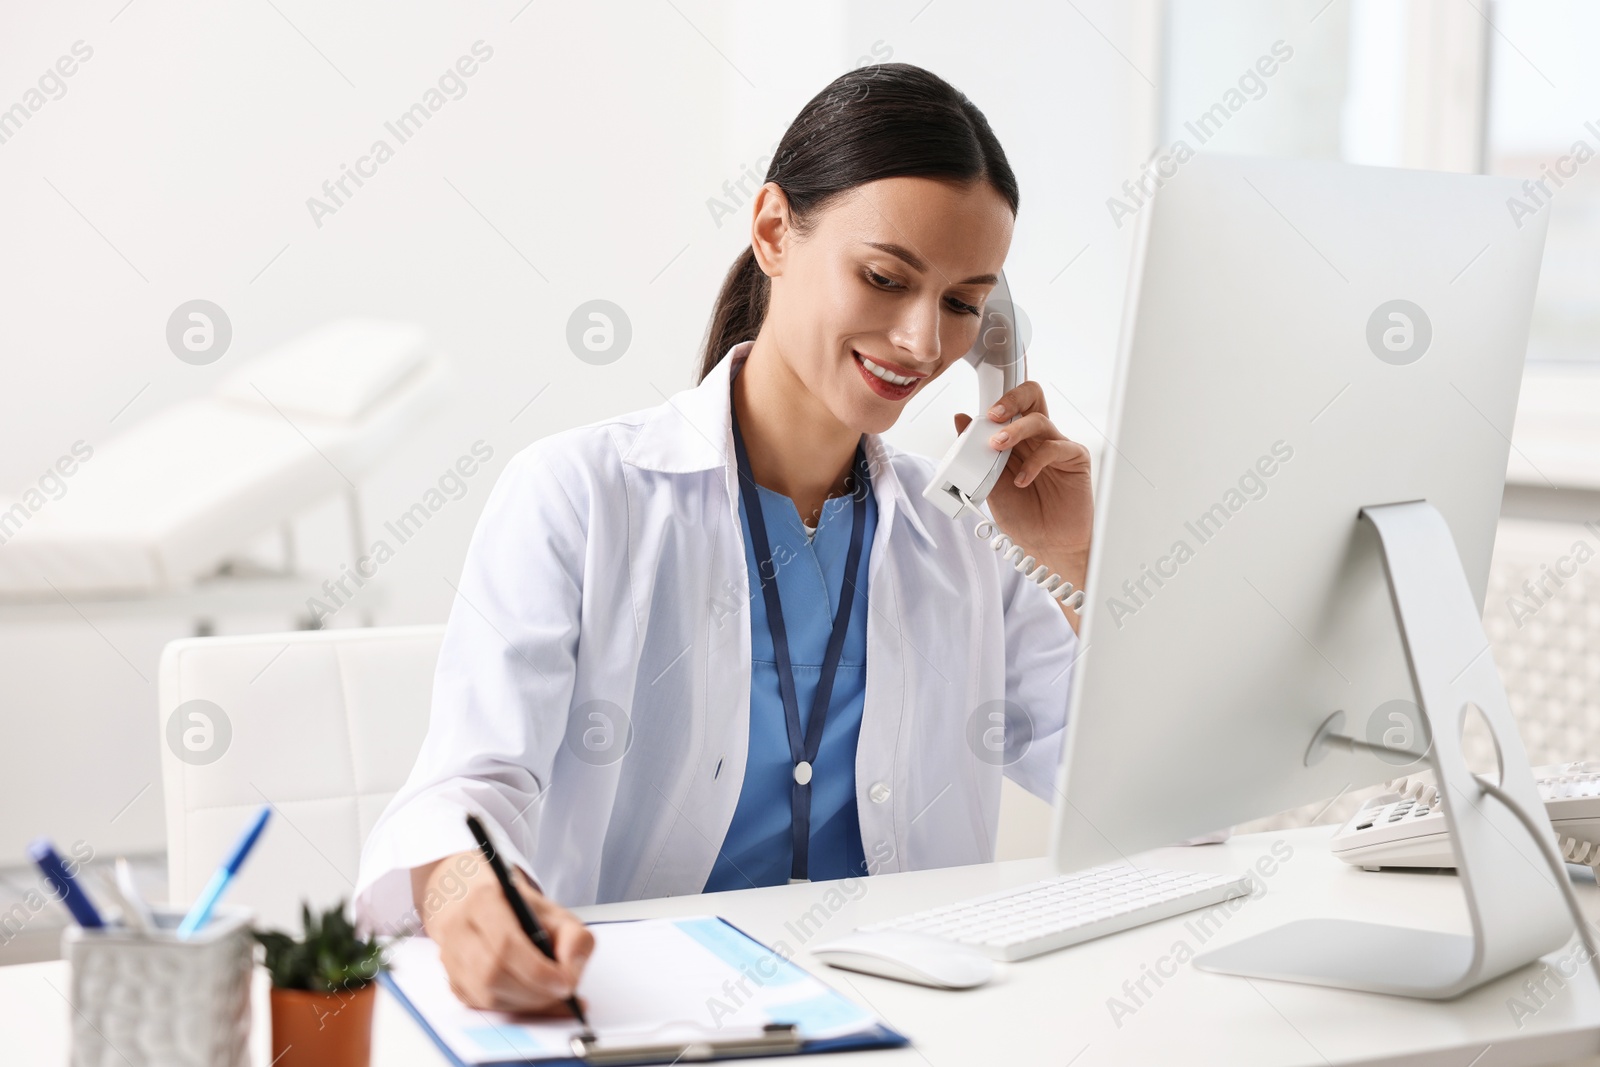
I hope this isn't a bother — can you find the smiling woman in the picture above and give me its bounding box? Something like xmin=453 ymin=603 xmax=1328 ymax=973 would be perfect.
xmin=701 ymin=64 xmax=1023 ymax=530
xmin=700 ymin=64 xmax=1017 ymax=374
xmin=726 ymin=174 xmax=1019 ymax=528
xmin=355 ymin=61 xmax=1093 ymax=1019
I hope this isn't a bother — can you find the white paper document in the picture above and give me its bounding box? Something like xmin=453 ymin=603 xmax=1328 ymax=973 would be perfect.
xmin=384 ymin=916 xmax=887 ymax=1064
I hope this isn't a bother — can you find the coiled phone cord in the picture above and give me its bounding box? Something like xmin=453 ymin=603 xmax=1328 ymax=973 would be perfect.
xmin=972 ymin=518 xmax=1086 ymax=611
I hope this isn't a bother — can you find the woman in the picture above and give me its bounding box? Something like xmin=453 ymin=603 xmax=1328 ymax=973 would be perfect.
xmin=354 ymin=62 xmax=1092 ymax=1014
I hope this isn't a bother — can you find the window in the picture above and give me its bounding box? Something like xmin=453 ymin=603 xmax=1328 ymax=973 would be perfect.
xmin=1484 ymin=1 xmax=1600 ymax=363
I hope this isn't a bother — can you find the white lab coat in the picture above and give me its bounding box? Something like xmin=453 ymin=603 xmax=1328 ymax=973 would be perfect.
xmin=354 ymin=342 xmax=1080 ymax=933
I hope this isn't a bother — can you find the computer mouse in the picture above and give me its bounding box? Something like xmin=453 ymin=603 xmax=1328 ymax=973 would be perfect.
xmin=809 ymin=930 xmax=995 ymax=989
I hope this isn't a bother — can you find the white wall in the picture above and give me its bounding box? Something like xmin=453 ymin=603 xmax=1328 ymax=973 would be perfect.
xmin=0 ymin=0 xmax=1152 ymax=859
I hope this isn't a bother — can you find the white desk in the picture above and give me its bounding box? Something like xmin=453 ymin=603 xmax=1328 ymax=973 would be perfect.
xmin=4 ymin=828 xmax=1599 ymax=1066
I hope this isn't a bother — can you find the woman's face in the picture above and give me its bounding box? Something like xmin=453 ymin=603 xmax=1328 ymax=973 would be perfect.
xmin=750 ymin=175 xmax=1015 ymax=435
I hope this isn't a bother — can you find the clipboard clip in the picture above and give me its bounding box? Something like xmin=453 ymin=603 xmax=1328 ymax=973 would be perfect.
xmin=571 ymin=1022 xmax=803 ymax=1064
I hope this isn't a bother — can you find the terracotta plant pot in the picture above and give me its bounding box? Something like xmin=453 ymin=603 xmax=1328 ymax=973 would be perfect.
xmin=269 ymin=982 xmax=376 ymax=1067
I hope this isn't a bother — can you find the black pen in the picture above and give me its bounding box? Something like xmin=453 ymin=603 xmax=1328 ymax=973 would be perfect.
xmin=464 ymin=814 xmax=589 ymax=1027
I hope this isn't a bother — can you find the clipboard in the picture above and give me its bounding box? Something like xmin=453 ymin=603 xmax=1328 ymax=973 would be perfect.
xmin=380 ymin=916 xmax=909 ymax=1066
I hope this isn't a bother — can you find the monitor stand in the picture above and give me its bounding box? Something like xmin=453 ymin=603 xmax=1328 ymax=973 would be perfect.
xmin=1194 ymin=500 xmax=1573 ymax=998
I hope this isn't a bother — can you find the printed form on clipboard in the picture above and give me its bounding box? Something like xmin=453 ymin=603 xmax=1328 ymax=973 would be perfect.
xmin=382 ymin=915 xmax=908 ymax=1065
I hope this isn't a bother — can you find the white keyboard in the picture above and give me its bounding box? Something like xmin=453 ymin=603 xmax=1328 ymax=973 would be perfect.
xmin=860 ymin=865 xmax=1253 ymax=962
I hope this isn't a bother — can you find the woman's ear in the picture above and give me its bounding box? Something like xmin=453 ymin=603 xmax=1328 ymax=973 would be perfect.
xmin=748 ymin=182 xmax=791 ymax=278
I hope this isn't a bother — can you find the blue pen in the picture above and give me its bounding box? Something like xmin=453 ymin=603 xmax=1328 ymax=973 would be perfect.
xmin=177 ymin=805 xmax=271 ymax=938
xmin=28 ymin=839 xmax=104 ymax=929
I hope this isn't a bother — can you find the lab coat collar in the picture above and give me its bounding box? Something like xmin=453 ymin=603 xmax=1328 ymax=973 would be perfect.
xmin=624 ymin=340 xmax=935 ymax=545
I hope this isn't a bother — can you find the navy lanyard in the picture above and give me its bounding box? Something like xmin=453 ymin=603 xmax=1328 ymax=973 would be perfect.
xmin=729 ymin=384 xmax=869 ymax=883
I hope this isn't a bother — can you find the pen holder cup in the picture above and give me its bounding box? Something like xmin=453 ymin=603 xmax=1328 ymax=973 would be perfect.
xmin=64 ymin=905 xmax=254 ymax=1067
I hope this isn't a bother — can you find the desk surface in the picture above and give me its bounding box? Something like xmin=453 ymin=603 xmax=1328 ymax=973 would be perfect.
xmin=4 ymin=827 xmax=1599 ymax=1066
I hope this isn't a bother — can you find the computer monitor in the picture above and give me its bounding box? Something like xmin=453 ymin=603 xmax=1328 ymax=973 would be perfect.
xmin=1051 ymin=152 xmax=1548 ymax=870
xmin=1045 ymin=153 xmax=1578 ymax=996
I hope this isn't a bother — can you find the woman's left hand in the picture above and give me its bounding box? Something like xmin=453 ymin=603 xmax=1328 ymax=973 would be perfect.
xmin=956 ymin=381 xmax=1093 ymax=622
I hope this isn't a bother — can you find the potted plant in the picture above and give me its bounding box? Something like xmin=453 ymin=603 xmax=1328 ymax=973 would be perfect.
xmin=255 ymin=900 xmax=387 ymax=1067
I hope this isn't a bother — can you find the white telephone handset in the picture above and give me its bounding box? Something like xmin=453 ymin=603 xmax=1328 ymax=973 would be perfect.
xmin=922 ymin=271 xmax=1084 ymax=610
xmin=923 ymin=269 xmax=1027 ymax=520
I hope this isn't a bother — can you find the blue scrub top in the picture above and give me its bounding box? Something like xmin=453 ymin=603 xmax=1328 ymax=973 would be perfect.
xmin=703 ymin=480 xmax=876 ymax=890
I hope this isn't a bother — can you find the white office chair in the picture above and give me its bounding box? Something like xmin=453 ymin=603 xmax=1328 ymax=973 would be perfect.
xmin=156 ymin=625 xmax=443 ymax=931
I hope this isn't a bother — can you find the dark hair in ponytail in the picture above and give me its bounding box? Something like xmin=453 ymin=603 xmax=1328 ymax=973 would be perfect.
xmin=698 ymin=63 xmax=1019 ymax=382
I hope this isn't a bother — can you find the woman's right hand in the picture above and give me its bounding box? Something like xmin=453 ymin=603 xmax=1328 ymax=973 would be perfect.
xmin=411 ymin=849 xmax=595 ymax=1014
